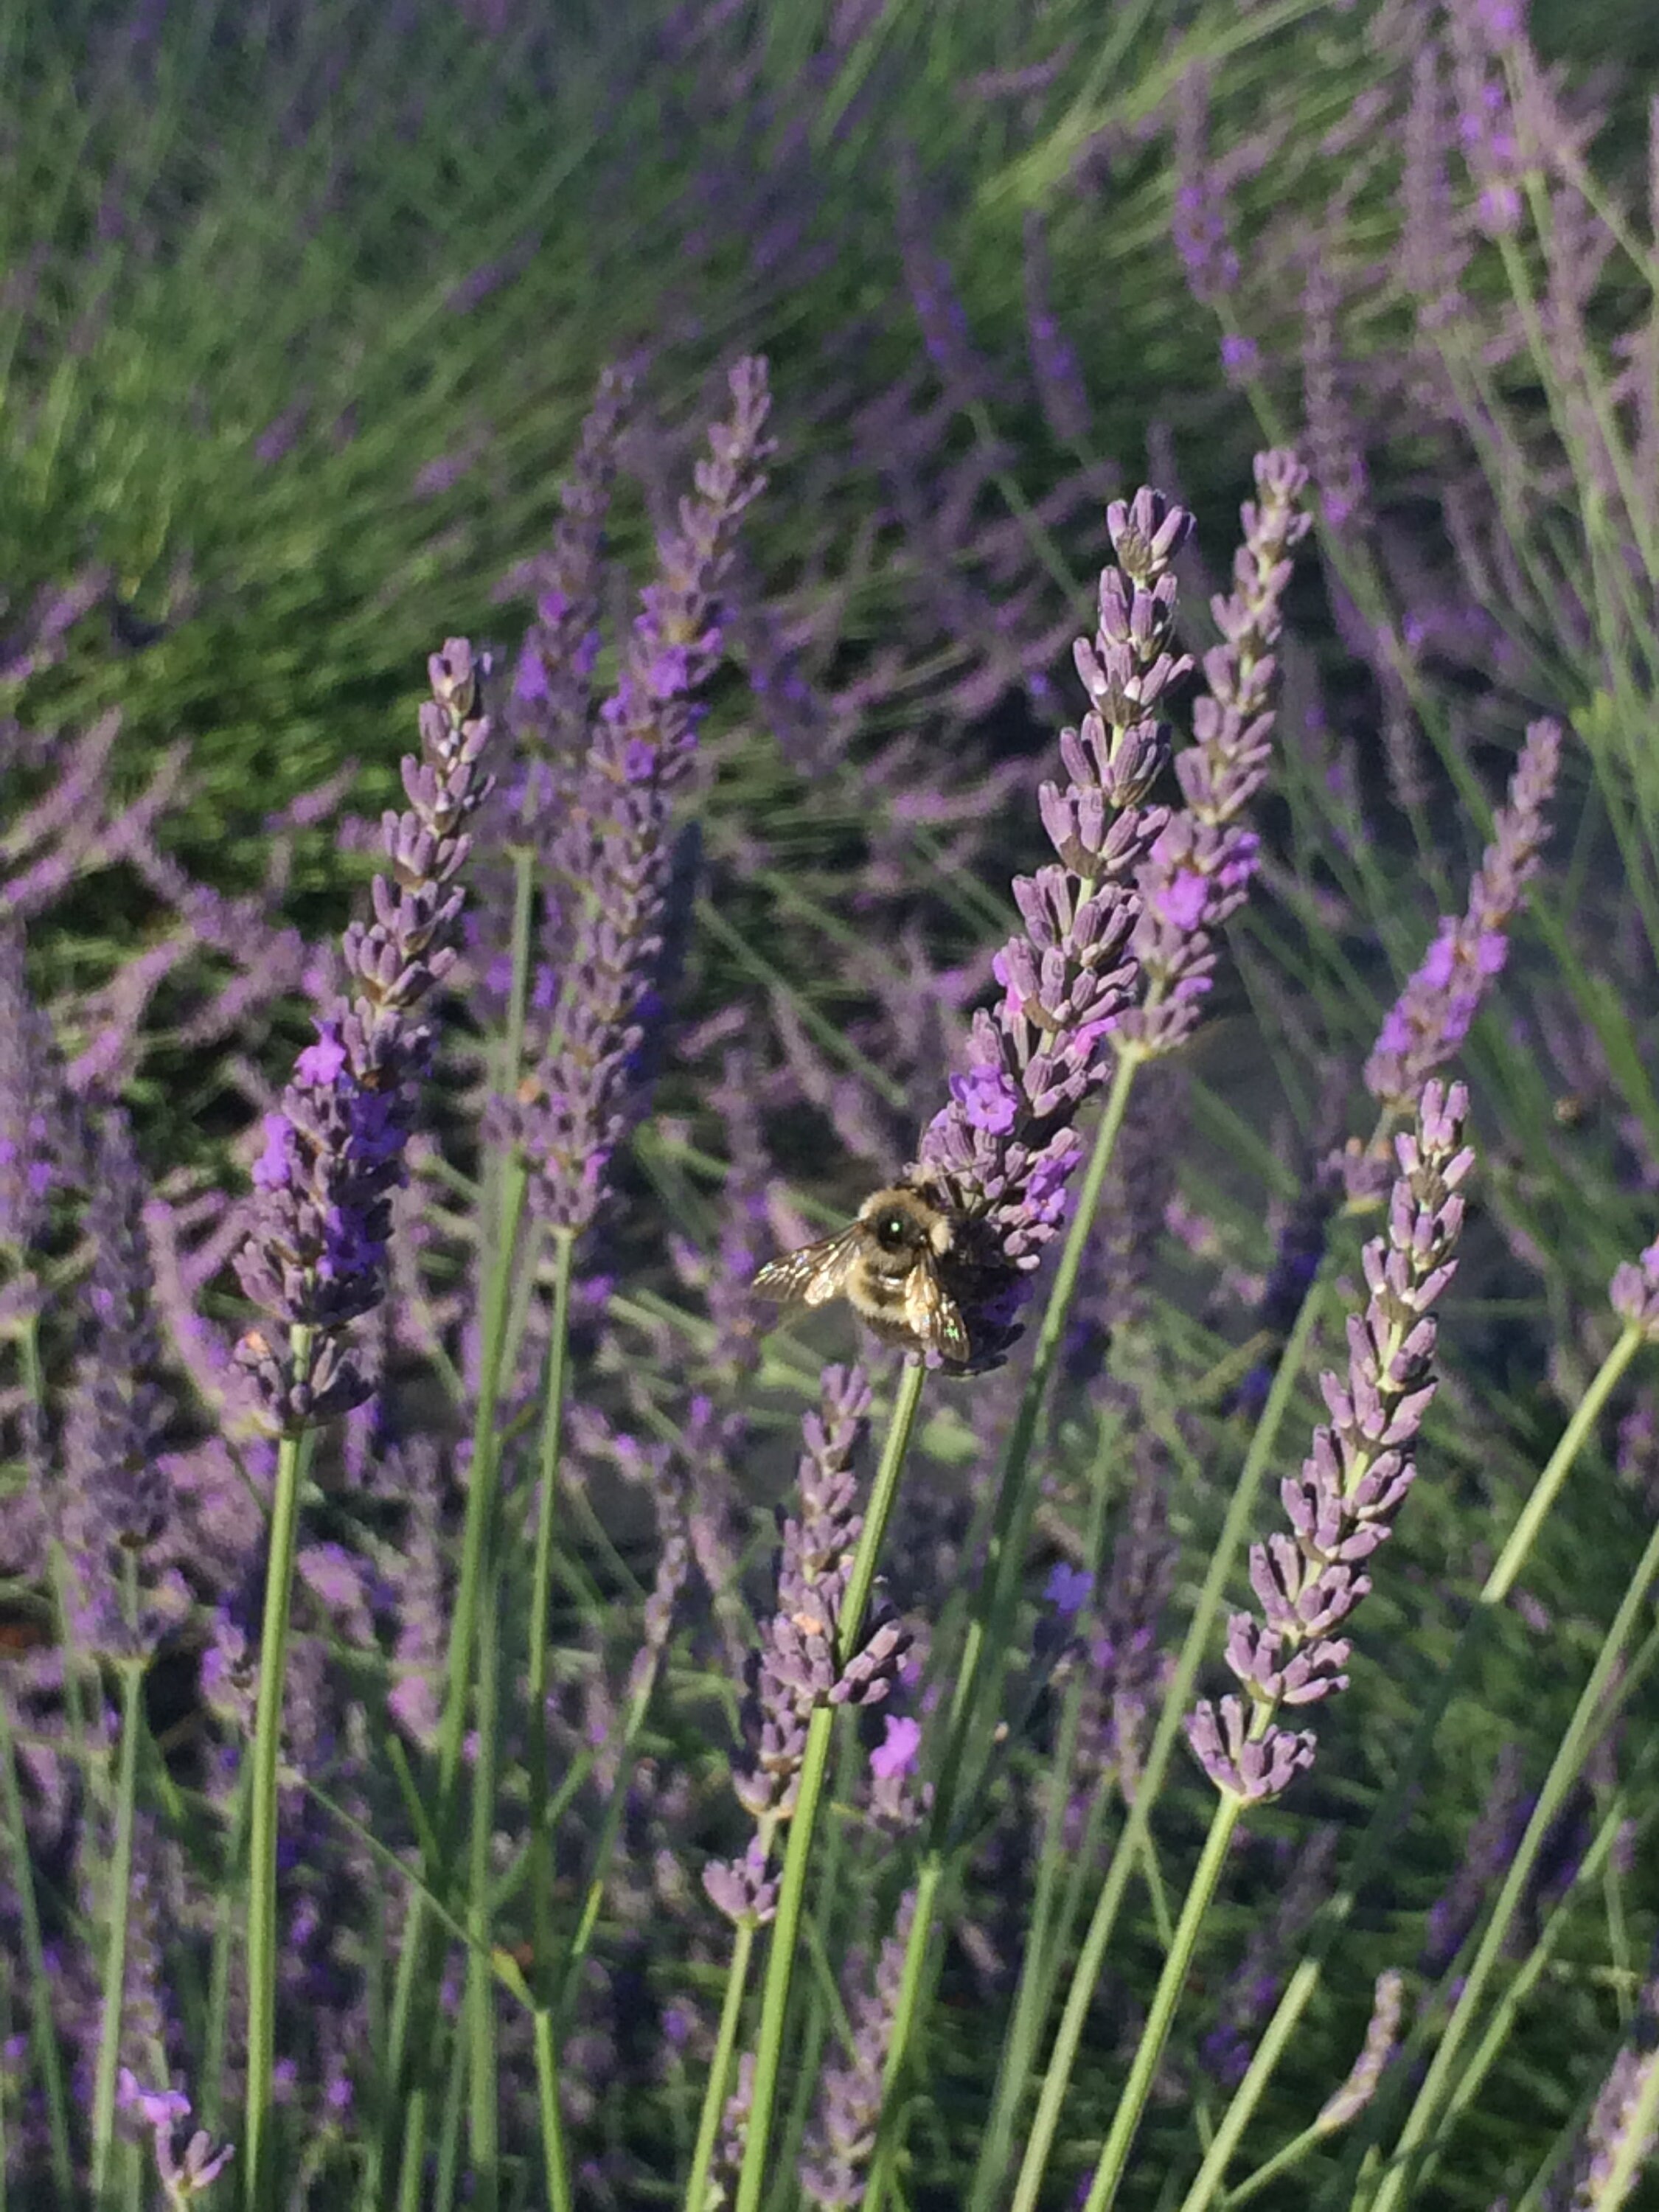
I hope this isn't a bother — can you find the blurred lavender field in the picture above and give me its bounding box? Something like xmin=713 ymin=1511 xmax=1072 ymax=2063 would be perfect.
xmin=8 ymin=2 xmax=1659 ymax=2208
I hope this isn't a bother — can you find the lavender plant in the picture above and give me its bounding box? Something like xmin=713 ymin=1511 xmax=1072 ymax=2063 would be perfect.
xmin=9 ymin=88 xmax=1659 ymax=2202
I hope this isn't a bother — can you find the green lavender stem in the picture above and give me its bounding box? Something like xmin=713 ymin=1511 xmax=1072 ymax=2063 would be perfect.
xmin=245 ymin=1338 xmax=316 ymax=2212
xmin=731 ymin=1357 xmax=928 ymax=2212
xmin=91 ymin=1653 xmax=145 ymax=2206
xmin=1082 ymin=1792 xmax=1245 ymax=2212
xmin=380 ymin=1160 xmax=530 ymax=2210
xmin=527 ymin=1228 xmax=577 ymax=1994
xmin=683 ymin=1918 xmax=759 ymax=2212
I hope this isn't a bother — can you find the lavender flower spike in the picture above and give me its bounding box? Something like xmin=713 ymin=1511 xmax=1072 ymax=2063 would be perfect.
xmin=1115 ymin=450 xmax=1310 ymax=1059
xmin=1188 ymin=1079 xmax=1472 ymax=1803
xmin=1365 ymin=720 xmax=1561 ymax=1107
xmin=914 ymin=490 xmax=1192 ymax=1331
xmin=234 ymin=641 xmax=495 ymax=1431
xmin=703 ymin=1365 xmax=909 ymax=1927
xmin=799 ymin=1891 xmax=918 ymax=2208
xmin=517 ymin=358 xmax=773 ymax=1234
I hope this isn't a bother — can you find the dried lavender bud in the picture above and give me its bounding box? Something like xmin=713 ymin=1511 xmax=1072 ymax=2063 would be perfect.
xmin=799 ymin=1891 xmax=918 ymax=2208
xmin=914 ymin=490 xmax=1193 ymax=1341
xmin=515 ymin=358 xmax=773 ymax=1235
xmin=1317 ymin=1969 xmax=1405 ymax=2130
xmin=232 ymin=641 xmax=495 ymax=1432
xmin=1188 ymin=1079 xmax=1472 ymax=1803
xmin=1364 ymin=720 xmax=1560 ymax=1109
xmin=1556 ymin=1948 xmax=1659 ymax=2208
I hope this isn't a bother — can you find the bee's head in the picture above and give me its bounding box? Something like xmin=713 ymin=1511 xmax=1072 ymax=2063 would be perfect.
xmin=859 ymin=1186 xmax=953 ymax=1258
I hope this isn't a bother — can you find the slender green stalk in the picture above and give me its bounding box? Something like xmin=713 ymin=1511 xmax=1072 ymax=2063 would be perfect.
xmin=532 ymin=2009 xmax=574 ymax=2212
xmin=1183 ymin=1956 xmax=1323 ymax=2212
xmin=1368 ymin=1507 xmax=1659 ymax=2212
xmin=558 ymin=1656 xmax=661 ymax=2022
xmin=682 ymin=1919 xmax=758 ymax=2212
xmin=245 ymin=1340 xmax=316 ymax=2212
xmin=732 ymin=1358 xmax=929 ymax=2212
xmin=91 ymin=1654 xmax=145 ymax=2207
xmin=528 ymin=1228 xmax=577 ymax=1994
xmin=1079 ymin=1795 xmax=1244 ymax=2212
xmin=1006 ymin=1279 xmax=1325 ymax=2212
xmin=380 ymin=1158 xmax=530 ymax=2209
xmin=464 ymin=1594 xmax=504 ymax=2212
xmin=0 ymin=1693 xmax=74 ymax=2199
xmin=1481 ymin=1325 xmax=1641 ymax=1603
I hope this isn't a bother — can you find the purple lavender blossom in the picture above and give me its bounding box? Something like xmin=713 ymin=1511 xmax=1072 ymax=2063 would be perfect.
xmin=513 ymin=358 xmax=773 ymax=1235
xmin=506 ymin=358 xmax=639 ymax=778
xmin=232 ymin=641 xmax=495 ymax=1431
xmin=1188 ymin=1080 xmax=1472 ymax=1803
xmin=1021 ymin=212 xmax=1091 ymax=447
xmin=1113 ymin=449 xmax=1310 ymax=1058
xmin=703 ymin=1366 xmax=909 ymax=1927
xmin=1171 ymin=67 xmax=1240 ymax=306
xmin=1364 ymin=720 xmax=1561 ymax=1109
xmin=799 ymin=1891 xmax=918 ymax=2208
xmin=0 ymin=927 xmax=75 ymax=1252
xmin=1610 ymin=1237 xmax=1659 ymax=1341
xmin=118 ymin=2069 xmax=233 ymax=2205
xmin=912 ymin=490 xmax=1193 ymax=1330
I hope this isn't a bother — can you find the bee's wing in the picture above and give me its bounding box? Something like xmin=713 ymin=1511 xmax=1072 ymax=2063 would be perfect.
xmin=751 ymin=1226 xmax=861 ymax=1308
xmin=905 ymin=1255 xmax=972 ymax=1367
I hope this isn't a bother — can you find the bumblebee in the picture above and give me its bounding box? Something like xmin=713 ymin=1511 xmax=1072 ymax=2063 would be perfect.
xmin=751 ymin=1182 xmax=972 ymax=1368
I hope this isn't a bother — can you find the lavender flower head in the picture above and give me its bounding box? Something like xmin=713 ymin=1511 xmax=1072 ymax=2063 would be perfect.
xmin=1189 ymin=1079 xmax=1472 ymax=1803
xmin=514 ymin=358 xmax=773 ymax=1235
xmin=912 ymin=491 xmax=1192 ymax=1319
xmin=799 ymin=1891 xmax=918 ymax=2208
xmin=704 ymin=1365 xmax=909 ymax=1927
xmin=1365 ymin=720 xmax=1560 ymax=1110
xmin=1114 ymin=449 xmax=1310 ymax=1059
xmin=233 ymin=641 xmax=495 ymax=1431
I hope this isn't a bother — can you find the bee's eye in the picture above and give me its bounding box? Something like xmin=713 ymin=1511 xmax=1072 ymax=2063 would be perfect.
xmin=877 ymin=1213 xmax=908 ymax=1248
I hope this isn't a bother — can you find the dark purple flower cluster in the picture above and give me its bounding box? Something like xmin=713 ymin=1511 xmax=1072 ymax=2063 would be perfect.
xmin=799 ymin=1890 xmax=917 ymax=2208
xmin=515 ymin=358 xmax=773 ymax=1234
xmin=1188 ymin=1079 xmax=1472 ymax=1804
xmin=1114 ymin=449 xmax=1310 ymax=1058
xmin=913 ymin=490 xmax=1192 ymax=1298
xmin=703 ymin=1366 xmax=909 ymax=1927
xmin=1363 ymin=720 xmax=1561 ymax=1108
xmin=58 ymin=1111 xmax=177 ymax=1659
xmin=507 ymin=359 xmax=639 ymax=788
xmin=232 ymin=641 xmax=495 ymax=1432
